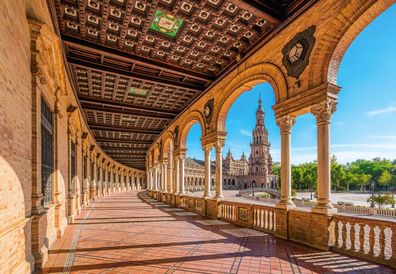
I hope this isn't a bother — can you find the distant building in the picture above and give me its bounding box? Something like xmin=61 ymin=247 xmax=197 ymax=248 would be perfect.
xmin=184 ymin=98 xmax=278 ymax=191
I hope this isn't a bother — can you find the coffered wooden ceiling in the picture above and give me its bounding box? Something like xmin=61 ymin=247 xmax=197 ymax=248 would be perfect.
xmin=50 ymin=0 xmax=316 ymax=169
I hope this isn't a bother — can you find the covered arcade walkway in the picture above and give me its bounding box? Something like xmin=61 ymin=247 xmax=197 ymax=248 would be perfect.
xmin=43 ymin=191 xmax=392 ymax=273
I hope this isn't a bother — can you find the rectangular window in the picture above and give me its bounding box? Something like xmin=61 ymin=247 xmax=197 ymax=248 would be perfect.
xmin=70 ymin=141 xmax=76 ymax=195
xmin=41 ymin=97 xmax=53 ymax=206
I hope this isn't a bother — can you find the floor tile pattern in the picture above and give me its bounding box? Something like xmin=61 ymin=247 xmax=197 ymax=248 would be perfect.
xmin=42 ymin=191 xmax=393 ymax=273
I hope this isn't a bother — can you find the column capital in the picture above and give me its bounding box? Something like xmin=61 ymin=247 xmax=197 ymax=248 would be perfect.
xmin=311 ymin=99 xmax=337 ymax=125
xmin=276 ymin=115 xmax=296 ymax=133
xmin=174 ymin=148 xmax=187 ymax=158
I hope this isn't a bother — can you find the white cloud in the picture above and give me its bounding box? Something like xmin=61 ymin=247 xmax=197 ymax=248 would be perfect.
xmin=366 ymin=135 xmax=396 ymax=141
xmin=239 ymin=129 xmax=251 ymax=137
xmin=367 ymin=106 xmax=396 ymax=117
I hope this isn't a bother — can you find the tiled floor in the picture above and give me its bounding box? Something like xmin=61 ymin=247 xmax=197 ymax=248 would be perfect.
xmin=42 ymin=191 xmax=393 ymax=273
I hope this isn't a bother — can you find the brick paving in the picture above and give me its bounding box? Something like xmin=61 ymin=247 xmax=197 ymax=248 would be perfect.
xmin=42 ymin=191 xmax=393 ymax=274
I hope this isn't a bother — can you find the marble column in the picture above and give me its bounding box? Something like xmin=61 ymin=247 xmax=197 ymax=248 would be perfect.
xmin=163 ymin=160 xmax=168 ymax=193
xmin=180 ymin=156 xmax=185 ymax=194
xmin=215 ymin=142 xmax=224 ymax=199
xmin=203 ymin=146 xmax=212 ymax=198
xmin=276 ymin=116 xmax=296 ymax=209
xmin=175 ymin=156 xmax=180 ymax=194
xmin=311 ymin=100 xmax=337 ymax=214
xmin=154 ymin=166 xmax=158 ymax=191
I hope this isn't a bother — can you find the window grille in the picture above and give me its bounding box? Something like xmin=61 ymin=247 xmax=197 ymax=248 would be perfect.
xmin=96 ymin=165 xmax=100 ymax=191
xmin=82 ymin=154 xmax=87 ymax=197
xmin=70 ymin=141 xmax=76 ymax=196
xmin=41 ymin=97 xmax=53 ymax=206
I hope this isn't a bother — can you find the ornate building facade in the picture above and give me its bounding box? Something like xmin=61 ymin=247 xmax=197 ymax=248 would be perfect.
xmin=184 ymin=98 xmax=277 ymax=191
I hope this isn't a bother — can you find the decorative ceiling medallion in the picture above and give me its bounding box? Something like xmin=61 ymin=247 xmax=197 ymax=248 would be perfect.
xmin=129 ymin=87 xmax=148 ymax=97
xmin=203 ymin=98 xmax=214 ymax=126
xmin=282 ymin=25 xmax=316 ymax=79
xmin=150 ymin=10 xmax=184 ymax=37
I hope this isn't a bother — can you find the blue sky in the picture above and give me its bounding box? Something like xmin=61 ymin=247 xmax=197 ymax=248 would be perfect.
xmin=186 ymin=4 xmax=396 ymax=164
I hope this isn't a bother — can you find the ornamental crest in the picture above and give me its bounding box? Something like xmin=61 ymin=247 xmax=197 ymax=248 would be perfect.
xmin=203 ymin=98 xmax=214 ymax=126
xmin=282 ymin=26 xmax=316 ymax=79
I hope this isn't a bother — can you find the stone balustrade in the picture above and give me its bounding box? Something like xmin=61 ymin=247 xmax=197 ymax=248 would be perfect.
xmin=329 ymin=215 xmax=395 ymax=268
xmin=146 ymin=190 xmax=395 ymax=269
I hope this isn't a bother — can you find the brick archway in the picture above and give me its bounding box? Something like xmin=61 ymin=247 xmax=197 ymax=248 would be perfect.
xmin=308 ymin=0 xmax=394 ymax=89
xmin=215 ymin=62 xmax=287 ymax=132
xmin=179 ymin=110 xmax=205 ymax=150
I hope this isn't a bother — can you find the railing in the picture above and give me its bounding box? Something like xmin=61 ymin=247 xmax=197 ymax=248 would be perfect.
xmin=252 ymin=205 xmax=276 ymax=233
xmin=334 ymin=204 xmax=370 ymax=215
xmin=329 ymin=215 xmax=396 ymax=268
xmin=218 ymin=202 xmax=237 ymax=222
xmin=146 ymin=189 xmax=395 ymax=269
xmin=239 ymin=187 xmax=280 ymax=198
xmin=217 ymin=201 xmax=281 ymax=236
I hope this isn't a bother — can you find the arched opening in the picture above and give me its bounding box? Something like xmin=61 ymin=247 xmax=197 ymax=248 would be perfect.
xmin=220 ymin=82 xmax=280 ymax=200
xmin=184 ymin=122 xmax=203 ymax=193
xmin=328 ymin=4 xmax=396 ymax=208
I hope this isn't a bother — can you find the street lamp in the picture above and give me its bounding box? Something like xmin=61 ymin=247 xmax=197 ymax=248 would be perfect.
xmin=370 ymin=180 xmax=375 ymax=208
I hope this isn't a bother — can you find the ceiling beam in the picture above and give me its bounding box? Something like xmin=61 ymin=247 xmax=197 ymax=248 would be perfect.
xmin=96 ymin=138 xmax=153 ymax=144
xmin=68 ymin=56 xmax=204 ymax=91
xmin=106 ymin=152 xmax=147 ymax=156
xmin=62 ymin=36 xmax=215 ymax=83
xmin=80 ymin=97 xmax=179 ymax=116
xmin=80 ymin=100 xmax=176 ymax=120
xmin=89 ymin=124 xmax=162 ymax=135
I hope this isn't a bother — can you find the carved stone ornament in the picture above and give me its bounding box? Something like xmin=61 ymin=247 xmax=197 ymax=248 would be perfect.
xmin=311 ymin=99 xmax=337 ymax=124
xmin=203 ymin=98 xmax=214 ymax=125
xmin=277 ymin=115 xmax=296 ymax=134
xmin=282 ymin=25 xmax=316 ymax=79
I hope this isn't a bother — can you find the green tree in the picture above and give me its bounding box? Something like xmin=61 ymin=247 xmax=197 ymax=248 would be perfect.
xmin=367 ymin=193 xmax=395 ymax=209
xmin=379 ymin=170 xmax=392 ymax=187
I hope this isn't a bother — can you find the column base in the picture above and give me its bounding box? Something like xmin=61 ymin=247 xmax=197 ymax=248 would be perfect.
xmin=203 ymin=193 xmax=212 ymax=199
xmin=311 ymin=205 xmax=337 ymax=215
xmin=214 ymin=195 xmax=224 ymax=200
xmin=276 ymin=202 xmax=296 ymax=210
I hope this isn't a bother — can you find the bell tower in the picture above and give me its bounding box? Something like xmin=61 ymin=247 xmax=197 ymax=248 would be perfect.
xmin=249 ymin=96 xmax=272 ymax=177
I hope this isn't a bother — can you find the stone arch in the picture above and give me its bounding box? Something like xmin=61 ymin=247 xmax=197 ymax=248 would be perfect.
xmin=162 ymin=131 xmax=174 ymax=159
xmin=179 ymin=110 xmax=205 ymax=149
xmin=308 ymin=0 xmax=394 ymax=88
xmin=153 ymin=146 xmax=160 ymax=165
xmin=215 ymin=62 xmax=287 ymax=132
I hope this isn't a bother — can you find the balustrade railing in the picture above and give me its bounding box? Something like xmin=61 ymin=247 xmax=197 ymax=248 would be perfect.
xmin=252 ymin=205 xmax=277 ymax=233
xmin=146 ymin=189 xmax=395 ymax=269
xmin=329 ymin=215 xmax=396 ymax=268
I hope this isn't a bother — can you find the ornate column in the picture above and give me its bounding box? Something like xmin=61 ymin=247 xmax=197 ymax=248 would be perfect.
xmin=311 ymin=99 xmax=337 ymax=214
xmin=276 ymin=116 xmax=296 ymax=209
xmin=180 ymin=154 xmax=186 ymax=194
xmin=203 ymin=145 xmax=212 ymax=198
xmin=168 ymin=153 xmax=173 ymax=193
xmin=92 ymin=158 xmax=97 ymax=200
xmin=174 ymin=155 xmax=180 ymax=194
xmin=215 ymin=141 xmax=224 ymax=199
xmin=153 ymin=165 xmax=158 ymax=191
xmin=162 ymin=159 xmax=168 ymax=193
